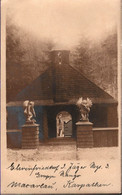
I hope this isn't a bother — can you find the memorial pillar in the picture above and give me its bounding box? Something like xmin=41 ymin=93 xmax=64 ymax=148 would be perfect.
xmin=22 ymin=123 xmax=39 ymax=149
xmin=22 ymin=100 xmax=40 ymax=149
xmin=76 ymin=121 xmax=93 ymax=148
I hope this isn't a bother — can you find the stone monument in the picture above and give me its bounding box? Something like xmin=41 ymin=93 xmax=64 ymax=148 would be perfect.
xmin=22 ymin=100 xmax=39 ymax=149
xmin=76 ymin=97 xmax=93 ymax=148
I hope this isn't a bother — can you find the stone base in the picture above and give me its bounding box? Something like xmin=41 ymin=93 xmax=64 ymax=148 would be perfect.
xmin=22 ymin=123 xmax=39 ymax=149
xmin=76 ymin=121 xmax=93 ymax=148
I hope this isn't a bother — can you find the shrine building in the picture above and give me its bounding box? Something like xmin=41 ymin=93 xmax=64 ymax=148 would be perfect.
xmin=6 ymin=50 xmax=118 ymax=148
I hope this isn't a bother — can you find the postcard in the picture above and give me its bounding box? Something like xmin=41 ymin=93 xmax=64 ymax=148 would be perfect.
xmin=1 ymin=0 xmax=121 ymax=194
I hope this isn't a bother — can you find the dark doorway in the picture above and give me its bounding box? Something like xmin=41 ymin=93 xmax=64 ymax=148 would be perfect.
xmin=47 ymin=105 xmax=78 ymax=138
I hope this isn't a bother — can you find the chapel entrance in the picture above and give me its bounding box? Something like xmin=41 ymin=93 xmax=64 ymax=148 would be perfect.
xmin=47 ymin=105 xmax=77 ymax=138
xmin=56 ymin=111 xmax=72 ymax=137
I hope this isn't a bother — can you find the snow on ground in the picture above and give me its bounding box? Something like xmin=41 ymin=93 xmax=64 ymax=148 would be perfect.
xmin=7 ymin=145 xmax=119 ymax=161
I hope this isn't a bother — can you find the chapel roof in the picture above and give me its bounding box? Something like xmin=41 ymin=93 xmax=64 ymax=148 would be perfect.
xmin=7 ymin=55 xmax=117 ymax=106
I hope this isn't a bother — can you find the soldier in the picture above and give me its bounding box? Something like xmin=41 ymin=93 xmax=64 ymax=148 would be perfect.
xmin=57 ymin=114 xmax=64 ymax=137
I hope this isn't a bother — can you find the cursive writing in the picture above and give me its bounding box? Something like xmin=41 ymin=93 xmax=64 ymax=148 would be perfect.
xmin=7 ymin=181 xmax=56 ymax=189
xmin=63 ymin=180 xmax=111 ymax=190
xmin=35 ymin=172 xmax=55 ymax=180
xmin=7 ymin=162 xmax=60 ymax=176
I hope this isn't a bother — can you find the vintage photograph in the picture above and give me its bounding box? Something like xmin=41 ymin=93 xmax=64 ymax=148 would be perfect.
xmin=1 ymin=0 xmax=121 ymax=193
xmin=5 ymin=0 xmax=120 ymax=161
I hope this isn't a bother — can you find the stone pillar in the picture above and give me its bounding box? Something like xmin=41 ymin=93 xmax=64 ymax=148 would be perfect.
xmin=76 ymin=121 xmax=93 ymax=148
xmin=22 ymin=123 xmax=39 ymax=149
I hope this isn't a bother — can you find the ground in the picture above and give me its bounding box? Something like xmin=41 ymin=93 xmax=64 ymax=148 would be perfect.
xmin=7 ymin=145 xmax=119 ymax=161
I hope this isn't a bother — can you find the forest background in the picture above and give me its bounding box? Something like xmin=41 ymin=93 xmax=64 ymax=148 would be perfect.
xmin=6 ymin=0 xmax=118 ymax=102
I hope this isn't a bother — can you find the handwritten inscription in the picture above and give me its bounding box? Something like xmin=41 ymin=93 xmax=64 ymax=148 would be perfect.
xmin=63 ymin=180 xmax=111 ymax=190
xmin=7 ymin=163 xmax=60 ymax=176
xmin=35 ymin=172 xmax=55 ymax=180
xmin=7 ymin=162 xmax=111 ymax=191
xmin=7 ymin=181 xmax=56 ymax=189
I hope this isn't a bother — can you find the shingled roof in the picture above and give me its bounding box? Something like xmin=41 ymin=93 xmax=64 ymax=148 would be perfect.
xmin=7 ymin=50 xmax=117 ymax=106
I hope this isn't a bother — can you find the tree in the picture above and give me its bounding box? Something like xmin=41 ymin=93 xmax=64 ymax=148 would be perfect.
xmin=6 ymin=18 xmax=55 ymax=101
xmin=70 ymin=31 xmax=117 ymax=99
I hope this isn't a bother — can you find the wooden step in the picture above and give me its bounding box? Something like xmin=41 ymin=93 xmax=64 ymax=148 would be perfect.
xmin=48 ymin=137 xmax=75 ymax=141
xmin=40 ymin=138 xmax=76 ymax=146
xmin=46 ymin=142 xmax=76 ymax=146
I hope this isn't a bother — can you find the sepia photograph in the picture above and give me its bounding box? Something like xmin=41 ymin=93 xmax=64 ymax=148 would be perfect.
xmin=1 ymin=0 xmax=121 ymax=194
